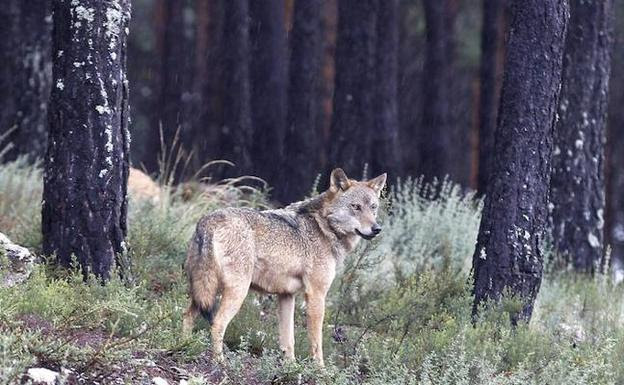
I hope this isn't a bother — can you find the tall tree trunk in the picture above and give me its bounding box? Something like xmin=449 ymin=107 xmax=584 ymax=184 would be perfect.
xmin=327 ymin=0 xmax=377 ymax=178
xmin=398 ymin=1 xmax=426 ymax=177
xmin=43 ymin=0 xmax=131 ymax=280
xmin=194 ymin=0 xmax=224 ymax=171
xmin=320 ymin=0 xmax=338 ymax=162
xmin=420 ymin=0 xmax=456 ymax=181
xmin=249 ymin=0 xmax=288 ymax=188
xmin=278 ymin=0 xmax=323 ymax=203
xmin=370 ymin=0 xmax=401 ymax=180
xmin=606 ymin=1 xmax=624 ymax=275
xmin=472 ymin=0 xmax=569 ymax=323
xmin=0 ymin=0 xmax=52 ymax=162
xmin=477 ymin=0 xmax=506 ymax=194
xmin=219 ymin=0 xmax=253 ymax=177
xmin=550 ymin=0 xmax=613 ymax=274
xmin=145 ymin=0 xmax=195 ymax=175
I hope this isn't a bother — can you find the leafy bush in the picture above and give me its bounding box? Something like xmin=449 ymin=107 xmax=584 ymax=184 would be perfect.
xmin=1 ymin=161 xmax=624 ymax=384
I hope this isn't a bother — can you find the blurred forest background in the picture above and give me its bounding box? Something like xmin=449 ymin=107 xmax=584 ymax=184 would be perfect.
xmin=126 ymin=0 xmax=622 ymax=271
xmin=4 ymin=1 xmax=624 ymax=382
xmin=2 ymin=1 xmax=623 ymax=272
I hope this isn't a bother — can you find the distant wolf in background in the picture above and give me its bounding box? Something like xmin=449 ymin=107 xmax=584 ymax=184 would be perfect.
xmin=127 ymin=167 xmax=161 ymax=203
xmin=183 ymin=168 xmax=386 ymax=366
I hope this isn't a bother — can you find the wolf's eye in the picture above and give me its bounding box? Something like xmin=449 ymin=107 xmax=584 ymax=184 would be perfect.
xmin=351 ymin=203 xmax=362 ymax=211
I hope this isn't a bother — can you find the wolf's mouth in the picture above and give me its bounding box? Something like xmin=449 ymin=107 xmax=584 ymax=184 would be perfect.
xmin=356 ymin=229 xmax=376 ymax=240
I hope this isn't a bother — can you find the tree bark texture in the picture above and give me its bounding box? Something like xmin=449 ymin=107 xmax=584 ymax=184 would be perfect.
xmin=606 ymin=2 xmax=624 ymax=271
xmin=0 ymin=0 xmax=52 ymax=162
xmin=219 ymin=0 xmax=253 ymax=177
xmin=370 ymin=0 xmax=401 ymax=181
xmin=43 ymin=0 xmax=131 ymax=280
xmin=278 ymin=0 xmax=323 ymax=203
xmin=472 ymin=0 xmax=569 ymax=323
xmin=477 ymin=0 xmax=506 ymax=195
xmin=249 ymin=0 xmax=288 ymax=188
xmin=550 ymin=0 xmax=613 ymax=274
xmin=327 ymin=0 xmax=377 ymax=178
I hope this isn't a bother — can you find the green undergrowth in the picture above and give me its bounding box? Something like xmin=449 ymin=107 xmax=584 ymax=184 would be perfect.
xmin=1 ymin=159 xmax=623 ymax=384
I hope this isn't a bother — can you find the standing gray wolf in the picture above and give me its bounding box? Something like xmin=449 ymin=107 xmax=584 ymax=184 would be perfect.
xmin=183 ymin=168 xmax=386 ymax=366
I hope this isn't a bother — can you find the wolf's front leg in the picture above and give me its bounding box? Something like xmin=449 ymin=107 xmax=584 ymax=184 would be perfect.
xmin=305 ymin=291 xmax=326 ymax=366
xmin=278 ymin=294 xmax=296 ymax=360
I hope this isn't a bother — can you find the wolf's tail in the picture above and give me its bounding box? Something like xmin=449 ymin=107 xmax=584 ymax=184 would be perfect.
xmin=186 ymin=224 xmax=219 ymax=323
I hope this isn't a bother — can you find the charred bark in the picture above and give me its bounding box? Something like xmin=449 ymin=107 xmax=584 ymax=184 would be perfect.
xmin=43 ymin=0 xmax=131 ymax=280
xmin=327 ymin=0 xmax=377 ymax=178
xmin=219 ymin=0 xmax=253 ymax=177
xmin=472 ymin=0 xmax=569 ymax=323
xmin=606 ymin=2 xmax=624 ymax=273
xmin=0 ymin=0 xmax=52 ymax=161
xmin=550 ymin=0 xmax=613 ymax=274
xmin=278 ymin=0 xmax=323 ymax=203
xmin=370 ymin=0 xmax=401 ymax=180
xmin=477 ymin=0 xmax=506 ymax=195
xmin=249 ymin=0 xmax=288 ymax=187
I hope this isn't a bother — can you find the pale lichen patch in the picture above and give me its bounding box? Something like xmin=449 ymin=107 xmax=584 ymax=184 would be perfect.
xmin=587 ymin=233 xmax=600 ymax=248
xmin=95 ymin=105 xmax=111 ymax=115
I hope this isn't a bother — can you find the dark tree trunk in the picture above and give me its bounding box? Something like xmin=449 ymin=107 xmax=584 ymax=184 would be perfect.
xmin=320 ymin=0 xmax=338 ymax=159
xmin=370 ymin=0 xmax=401 ymax=180
xmin=398 ymin=1 xmax=426 ymax=177
xmin=219 ymin=0 xmax=253 ymax=177
xmin=194 ymin=0 xmax=224 ymax=170
xmin=43 ymin=0 xmax=131 ymax=280
xmin=477 ymin=0 xmax=506 ymax=195
xmin=472 ymin=0 xmax=569 ymax=323
xmin=0 ymin=0 xmax=52 ymax=162
xmin=550 ymin=0 xmax=613 ymax=274
xmin=606 ymin=2 xmax=624 ymax=273
xmin=144 ymin=0 xmax=195 ymax=175
xmin=249 ymin=0 xmax=288 ymax=188
xmin=278 ymin=0 xmax=323 ymax=203
xmin=420 ymin=0 xmax=456 ymax=181
xmin=327 ymin=0 xmax=377 ymax=178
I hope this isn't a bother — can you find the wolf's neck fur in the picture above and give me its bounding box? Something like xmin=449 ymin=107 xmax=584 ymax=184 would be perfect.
xmin=284 ymin=192 xmax=328 ymax=214
xmin=285 ymin=192 xmax=360 ymax=258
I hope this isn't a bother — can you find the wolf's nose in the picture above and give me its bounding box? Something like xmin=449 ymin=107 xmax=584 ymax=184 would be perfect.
xmin=372 ymin=225 xmax=382 ymax=235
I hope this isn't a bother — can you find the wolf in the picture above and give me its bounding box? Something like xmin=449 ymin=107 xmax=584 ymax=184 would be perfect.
xmin=182 ymin=168 xmax=386 ymax=366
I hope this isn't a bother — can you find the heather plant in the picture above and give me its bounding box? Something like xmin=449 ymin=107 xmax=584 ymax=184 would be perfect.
xmin=1 ymin=160 xmax=624 ymax=384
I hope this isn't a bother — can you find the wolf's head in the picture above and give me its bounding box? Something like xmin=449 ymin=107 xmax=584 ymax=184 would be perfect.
xmin=324 ymin=168 xmax=386 ymax=240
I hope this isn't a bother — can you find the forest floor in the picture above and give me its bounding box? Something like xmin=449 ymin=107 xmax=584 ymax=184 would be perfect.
xmin=1 ymin=158 xmax=624 ymax=385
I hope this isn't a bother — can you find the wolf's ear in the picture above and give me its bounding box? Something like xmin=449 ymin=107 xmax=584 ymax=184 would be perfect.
xmin=367 ymin=173 xmax=387 ymax=196
xmin=329 ymin=168 xmax=351 ymax=193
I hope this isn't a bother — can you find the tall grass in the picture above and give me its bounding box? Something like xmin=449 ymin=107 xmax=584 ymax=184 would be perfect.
xmin=0 ymin=157 xmax=42 ymax=249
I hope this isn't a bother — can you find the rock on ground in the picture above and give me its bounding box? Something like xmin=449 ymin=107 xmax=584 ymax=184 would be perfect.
xmin=25 ymin=367 xmax=59 ymax=384
xmin=0 ymin=232 xmax=34 ymax=288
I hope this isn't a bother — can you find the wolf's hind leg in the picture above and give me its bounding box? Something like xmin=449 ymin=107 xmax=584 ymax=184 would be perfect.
xmin=182 ymin=303 xmax=199 ymax=337
xmin=211 ymin=285 xmax=249 ymax=360
xmin=278 ymin=294 xmax=296 ymax=360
